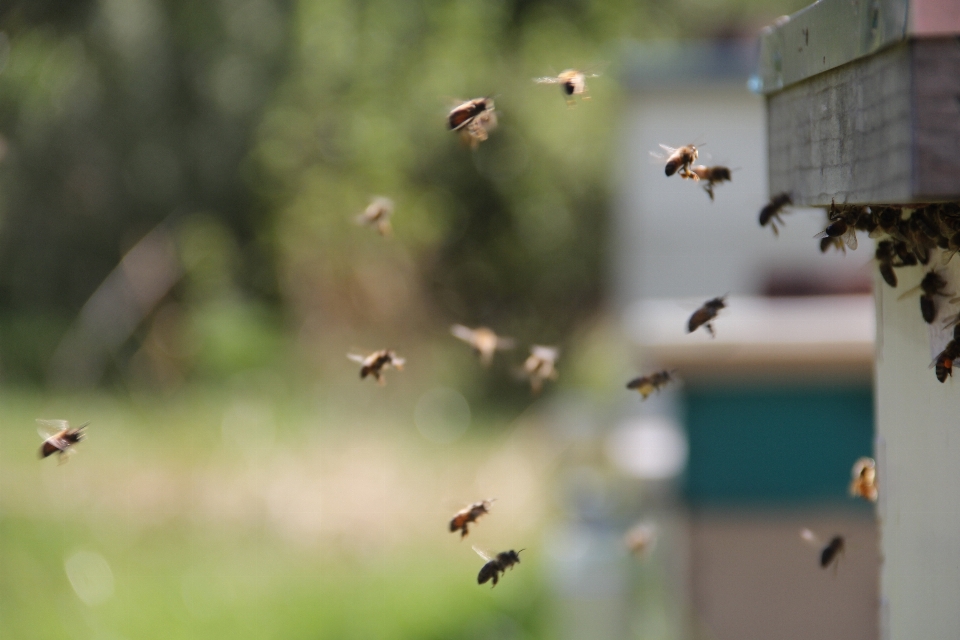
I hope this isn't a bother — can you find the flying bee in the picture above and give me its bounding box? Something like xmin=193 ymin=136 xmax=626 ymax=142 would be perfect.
xmin=816 ymin=200 xmax=859 ymax=251
xmin=533 ymin=69 xmax=600 ymax=104
xmin=447 ymin=98 xmax=497 ymax=148
xmin=347 ymin=349 xmax=405 ymax=385
xmin=875 ymin=240 xmax=898 ymax=287
xmin=37 ymin=419 xmax=88 ymax=463
xmin=651 ymin=144 xmax=698 ymax=178
xmin=624 ymin=522 xmax=657 ymax=558
xmin=450 ymin=325 xmax=515 ymax=367
xmin=449 ymin=499 xmax=495 ymax=538
xmin=687 ymin=296 xmax=726 ymax=337
xmin=800 ymin=528 xmax=845 ymax=572
xmin=522 ymin=345 xmax=559 ymax=394
xmin=626 ymin=370 xmax=674 ymax=400
xmin=474 ymin=546 xmax=523 ymax=587
xmin=354 ymin=197 xmax=394 ymax=236
xmin=849 ymin=456 xmax=878 ymax=502
xmin=758 ymin=192 xmax=792 ymax=236
xmin=898 ymin=270 xmax=949 ymax=323
xmin=686 ymin=165 xmax=732 ymax=201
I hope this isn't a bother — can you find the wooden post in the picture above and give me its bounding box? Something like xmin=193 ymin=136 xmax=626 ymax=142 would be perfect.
xmin=759 ymin=1 xmax=960 ymax=638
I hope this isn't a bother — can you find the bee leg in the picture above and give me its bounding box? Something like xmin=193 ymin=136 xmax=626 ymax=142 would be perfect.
xmin=706 ymin=323 xmax=715 ymax=338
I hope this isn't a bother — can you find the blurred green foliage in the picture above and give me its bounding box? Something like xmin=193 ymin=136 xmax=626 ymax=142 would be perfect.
xmin=0 ymin=0 xmax=806 ymax=389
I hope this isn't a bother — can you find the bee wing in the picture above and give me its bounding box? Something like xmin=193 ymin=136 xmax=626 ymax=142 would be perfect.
xmin=36 ymin=419 xmax=68 ymax=439
xmin=800 ymin=528 xmax=822 ymax=546
xmin=843 ymin=229 xmax=858 ymax=251
xmin=531 ymin=345 xmax=559 ymax=361
xmin=391 ymin=357 xmax=406 ymax=368
xmin=658 ymin=144 xmax=678 ymax=154
xmin=533 ymin=76 xmax=561 ymax=84
xmin=347 ymin=353 xmax=366 ymax=364
xmin=897 ymin=283 xmax=925 ymax=300
xmin=472 ymin=545 xmax=493 ymax=562
xmin=450 ymin=324 xmax=475 ymax=343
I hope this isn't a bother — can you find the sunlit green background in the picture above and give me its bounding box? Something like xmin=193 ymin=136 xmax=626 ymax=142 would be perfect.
xmin=0 ymin=0 xmax=805 ymax=637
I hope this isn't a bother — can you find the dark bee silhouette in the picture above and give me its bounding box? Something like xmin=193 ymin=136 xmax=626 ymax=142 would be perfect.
xmin=687 ymin=296 xmax=726 ymax=337
xmin=449 ymin=499 xmax=494 ymax=538
xmin=899 ymin=270 xmax=949 ymax=324
xmin=626 ymin=370 xmax=674 ymax=399
xmin=758 ymin=193 xmax=792 ymax=236
xmin=687 ymin=165 xmax=732 ymax=201
xmin=347 ymin=350 xmax=405 ymax=385
xmin=447 ymin=98 xmax=497 ymax=148
xmin=801 ymin=529 xmax=845 ymax=571
xmin=849 ymin=457 xmax=877 ymax=502
xmin=875 ymin=240 xmax=898 ymax=287
xmin=655 ymin=144 xmax=698 ymax=178
xmin=816 ymin=200 xmax=860 ymax=251
xmin=533 ymin=69 xmax=600 ymax=104
xmin=474 ymin=546 xmax=523 ymax=587
xmin=37 ymin=419 xmax=88 ymax=463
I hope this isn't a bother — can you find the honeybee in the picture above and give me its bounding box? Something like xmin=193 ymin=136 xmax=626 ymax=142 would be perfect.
xmin=800 ymin=528 xmax=845 ymax=571
xmin=450 ymin=325 xmax=515 ymax=367
xmin=449 ymin=499 xmax=495 ymax=538
xmin=37 ymin=419 xmax=88 ymax=463
xmin=816 ymin=199 xmax=859 ymax=251
xmin=930 ymin=339 xmax=960 ymax=382
xmin=687 ymin=296 xmax=726 ymax=337
xmin=347 ymin=350 xmax=405 ymax=385
xmin=849 ymin=457 xmax=877 ymax=502
xmin=625 ymin=370 xmax=674 ymax=399
xmin=533 ymin=69 xmax=600 ymax=104
xmin=687 ymin=165 xmax=732 ymax=201
xmin=447 ymin=98 xmax=497 ymax=148
xmin=898 ymin=270 xmax=949 ymax=323
xmin=624 ymin=522 xmax=657 ymax=558
xmin=474 ymin=546 xmax=523 ymax=587
xmin=522 ymin=345 xmax=559 ymax=394
xmin=355 ymin=197 xmax=394 ymax=236
xmin=875 ymin=240 xmax=898 ymax=287
xmin=653 ymin=144 xmax=698 ymax=178
xmin=758 ymin=193 xmax=792 ymax=236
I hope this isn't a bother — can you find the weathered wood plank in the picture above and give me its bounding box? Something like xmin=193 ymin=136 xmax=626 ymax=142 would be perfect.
xmin=767 ymin=39 xmax=960 ymax=206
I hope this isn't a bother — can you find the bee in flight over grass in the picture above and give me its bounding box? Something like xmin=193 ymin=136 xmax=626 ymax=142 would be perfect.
xmin=37 ymin=419 xmax=88 ymax=463
xmin=474 ymin=546 xmax=523 ymax=587
xmin=449 ymin=499 xmax=495 ymax=538
xmin=626 ymin=370 xmax=675 ymax=400
xmin=533 ymin=69 xmax=601 ymax=105
xmin=447 ymin=97 xmax=497 ymax=148
xmin=450 ymin=325 xmax=514 ymax=367
xmin=521 ymin=345 xmax=559 ymax=394
xmin=355 ymin=197 xmax=394 ymax=236
xmin=347 ymin=350 xmax=405 ymax=385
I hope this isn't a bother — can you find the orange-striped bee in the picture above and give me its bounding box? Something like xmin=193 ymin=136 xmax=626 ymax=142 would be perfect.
xmin=355 ymin=197 xmax=394 ymax=236
xmin=447 ymin=98 xmax=497 ymax=148
xmin=687 ymin=296 xmax=726 ymax=337
xmin=626 ymin=370 xmax=674 ymax=400
xmin=449 ymin=499 xmax=494 ymax=538
xmin=687 ymin=165 xmax=732 ymax=201
xmin=37 ymin=419 xmax=88 ymax=463
xmin=347 ymin=350 xmax=405 ymax=385
xmin=533 ymin=69 xmax=600 ymax=104
xmin=474 ymin=546 xmax=523 ymax=587
xmin=849 ymin=457 xmax=877 ymax=502
xmin=654 ymin=144 xmax=698 ymax=178
xmin=450 ymin=325 xmax=515 ymax=367
xmin=522 ymin=345 xmax=559 ymax=394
